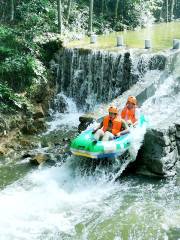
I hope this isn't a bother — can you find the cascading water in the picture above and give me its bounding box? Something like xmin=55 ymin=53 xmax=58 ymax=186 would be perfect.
xmin=54 ymin=47 xmax=166 ymax=111
xmin=55 ymin=49 xmax=141 ymax=110
xmin=141 ymin=55 xmax=180 ymax=128
xmin=0 ymin=48 xmax=180 ymax=239
xmin=47 ymin=93 xmax=82 ymax=133
xmin=142 ymin=76 xmax=180 ymax=128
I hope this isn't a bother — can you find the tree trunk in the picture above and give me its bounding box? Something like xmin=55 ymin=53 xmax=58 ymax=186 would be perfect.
xmin=66 ymin=0 xmax=72 ymax=21
xmin=170 ymin=0 xmax=175 ymax=21
xmin=10 ymin=0 xmax=14 ymax=22
xmin=57 ymin=0 xmax=62 ymax=34
xmin=166 ymin=0 xmax=169 ymax=22
xmin=104 ymin=0 xmax=108 ymax=15
xmin=101 ymin=0 xmax=104 ymax=15
xmin=115 ymin=0 xmax=120 ymax=19
xmin=88 ymin=0 xmax=94 ymax=34
xmin=0 ymin=1 xmax=5 ymax=22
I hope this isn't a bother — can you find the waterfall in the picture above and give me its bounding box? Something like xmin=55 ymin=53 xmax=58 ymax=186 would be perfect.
xmin=53 ymin=48 xmax=166 ymax=111
xmin=57 ymin=48 xmax=130 ymax=109
xmin=46 ymin=93 xmax=82 ymax=133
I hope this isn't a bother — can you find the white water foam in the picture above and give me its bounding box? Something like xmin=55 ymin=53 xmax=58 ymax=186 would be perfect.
xmin=141 ymin=74 xmax=180 ymax=129
xmin=129 ymin=122 xmax=147 ymax=159
xmin=0 ymin=161 xmax=179 ymax=240
xmin=46 ymin=93 xmax=82 ymax=133
xmin=0 ymin=157 xmax=121 ymax=240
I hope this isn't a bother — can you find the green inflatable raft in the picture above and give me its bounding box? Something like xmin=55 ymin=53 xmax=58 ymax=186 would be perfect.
xmin=70 ymin=114 xmax=147 ymax=159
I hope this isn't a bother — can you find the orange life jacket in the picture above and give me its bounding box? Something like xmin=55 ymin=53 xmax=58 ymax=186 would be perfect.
xmin=121 ymin=106 xmax=137 ymax=124
xmin=102 ymin=115 xmax=122 ymax=135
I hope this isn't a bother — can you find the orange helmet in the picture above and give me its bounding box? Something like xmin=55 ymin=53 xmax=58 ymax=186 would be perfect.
xmin=108 ymin=106 xmax=118 ymax=114
xmin=127 ymin=96 xmax=137 ymax=105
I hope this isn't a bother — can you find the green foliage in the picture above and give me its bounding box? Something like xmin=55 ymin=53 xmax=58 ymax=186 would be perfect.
xmin=16 ymin=0 xmax=57 ymax=35
xmin=0 ymin=54 xmax=36 ymax=91
xmin=0 ymin=83 xmax=30 ymax=113
xmin=0 ymin=23 xmax=49 ymax=94
xmin=0 ymin=26 xmax=24 ymax=51
xmin=63 ymin=2 xmax=89 ymax=37
xmin=0 ymin=46 xmax=14 ymax=61
xmin=0 ymin=25 xmax=30 ymax=63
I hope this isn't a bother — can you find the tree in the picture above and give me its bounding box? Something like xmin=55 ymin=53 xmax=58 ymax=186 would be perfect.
xmin=170 ymin=0 xmax=175 ymax=20
xmin=88 ymin=0 xmax=94 ymax=34
xmin=166 ymin=0 xmax=169 ymax=22
xmin=66 ymin=0 xmax=72 ymax=21
xmin=10 ymin=0 xmax=15 ymax=22
xmin=101 ymin=0 xmax=104 ymax=15
xmin=57 ymin=0 xmax=62 ymax=34
xmin=115 ymin=0 xmax=120 ymax=19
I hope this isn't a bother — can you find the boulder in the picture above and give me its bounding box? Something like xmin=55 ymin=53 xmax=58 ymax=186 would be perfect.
xmin=51 ymin=95 xmax=68 ymax=113
xmin=30 ymin=153 xmax=49 ymax=165
xmin=0 ymin=146 xmax=8 ymax=155
xmin=33 ymin=118 xmax=47 ymax=132
xmin=19 ymin=139 xmax=32 ymax=147
xmin=21 ymin=119 xmax=37 ymax=135
xmin=78 ymin=114 xmax=95 ymax=132
xmin=175 ymin=123 xmax=180 ymax=154
xmin=21 ymin=118 xmax=47 ymax=135
xmin=0 ymin=116 xmax=7 ymax=136
xmin=78 ymin=113 xmax=103 ymax=132
xmin=136 ymin=126 xmax=179 ymax=176
xmin=33 ymin=104 xmax=45 ymax=120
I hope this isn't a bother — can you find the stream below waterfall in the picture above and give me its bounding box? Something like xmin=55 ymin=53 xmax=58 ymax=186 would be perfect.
xmin=0 ymin=96 xmax=179 ymax=239
xmin=0 ymin=22 xmax=180 ymax=239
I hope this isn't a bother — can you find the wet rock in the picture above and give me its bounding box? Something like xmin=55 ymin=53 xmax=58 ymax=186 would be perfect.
xmin=78 ymin=114 xmax=95 ymax=132
xmin=78 ymin=113 xmax=103 ymax=132
xmin=51 ymin=94 xmax=68 ymax=113
xmin=33 ymin=104 xmax=45 ymax=120
xmin=40 ymin=138 xmax=51 ymax=148
xmin=149 ymin=54 xmax=167 ymax=70
xmin=21 ymin=119 xmax=37 ymax=135
xmin=19 ymin=139 xmax=32 ymax=147
xmin=175 ymin=123 xmax=180 ymax=139
xmin=136 ymin=126 xmax=179 ymax=176
xmin=21 ymin=118 xmax=47 ymax=135
xmin=30 ymin=153 xmax=50 ymax=165
xmin=0 ymin=146 xmax=8 ymax=155
xmin=0 ymin=116 xmax=8 ymax=136
xmin=135 ymin=165 xmax=163 ymax=178
xmin=136 ymin=84 xmax=156 ymax=107
xmin=175 ymin=123 xmax=180 ymax=156
xmin=175 ymin=161 xmax=180 ymax=185
xmin=33 ymin=118 xmax=47 ymax=132
xmin=62 ymin=137 xmax=71 ymax=142
xmin=21 ymin=152 xmax=33 ymax=159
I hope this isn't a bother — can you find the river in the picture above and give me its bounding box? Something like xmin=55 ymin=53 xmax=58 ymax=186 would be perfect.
xmin=0 ymin=103 xmax=179 ymax=239
xmin=0 ymin=22 xmax=180 ymax=239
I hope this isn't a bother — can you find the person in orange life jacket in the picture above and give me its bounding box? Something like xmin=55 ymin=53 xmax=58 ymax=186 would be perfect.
xmin=92 ymin=106 xmax=129 ymax=142
xmin=121 ymin=96 xmax=138 ymax=125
